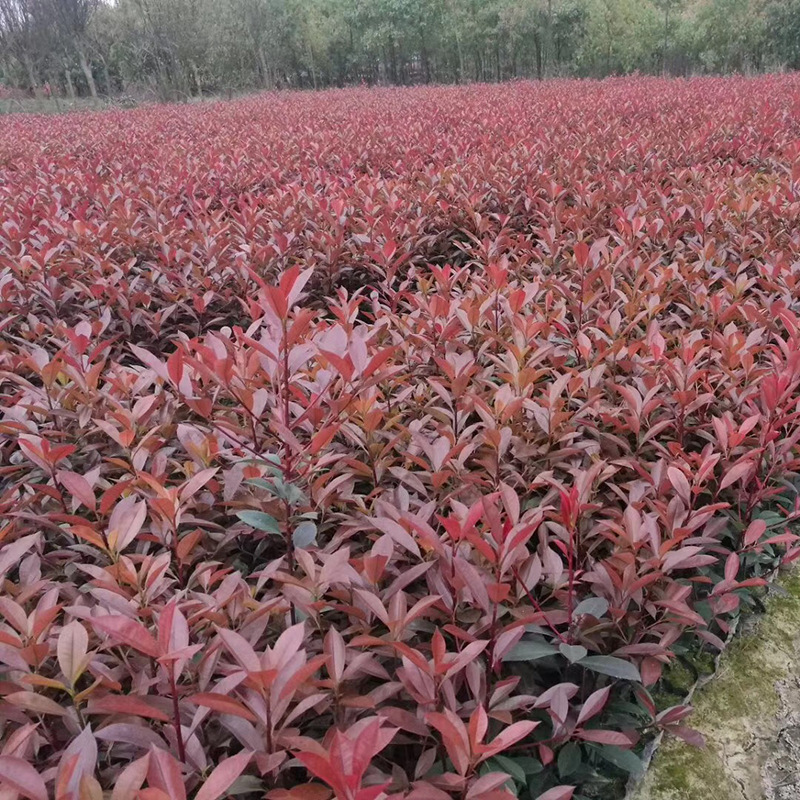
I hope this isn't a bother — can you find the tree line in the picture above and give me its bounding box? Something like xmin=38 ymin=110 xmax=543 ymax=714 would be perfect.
xmin=1 ymin=0 xmax=799 ymax=100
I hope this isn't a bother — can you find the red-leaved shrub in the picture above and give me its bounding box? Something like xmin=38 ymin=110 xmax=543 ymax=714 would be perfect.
xmin=1 ymin=75 xmax=800 ymax=800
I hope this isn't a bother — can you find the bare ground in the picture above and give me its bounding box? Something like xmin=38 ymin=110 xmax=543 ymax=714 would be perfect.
xmin=628 ymin=570 xmax=800 ymax=800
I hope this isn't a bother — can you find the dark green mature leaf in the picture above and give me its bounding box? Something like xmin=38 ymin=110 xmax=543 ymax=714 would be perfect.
xmin=594 ymin=745 xmax=645 ymax=776
xmin=557 ymin=743 xmax=581 ymax=778
xmin=573 ymin=598 xmax=609 ymax=618
xmin=491 ymin=755 xmax=527 ymax=784
xmin=503 ymin=640 xmax=558 ymax=662
xmin=559 ymin=643 xmax=588 ymax=663
xmin=579 ymin=656 xmax=641 ymax=682
xmin=293 ymin=521 xmax=317 ymax=548
xmin=235 ymin=510 xmax=281 ymax=534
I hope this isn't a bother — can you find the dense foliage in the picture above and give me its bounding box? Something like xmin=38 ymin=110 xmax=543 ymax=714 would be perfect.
xmin=2 ymin=0 xmax=800 ymax=101
xmin=1 ymin=75 xmax=800 ymax=800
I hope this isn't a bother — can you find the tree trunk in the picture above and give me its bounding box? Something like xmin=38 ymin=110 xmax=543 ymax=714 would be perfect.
xmin=64 ymin=63 xmax=76 ymax=100
xmin=308 ymin=40 xmax=317 ymax=89
xmin=258 ymin=44 xmax=271 ymax=88
xmin=389 ymin=37 xmax=398 ymax=83
xmin=24 ymin=54 xmax=41 ymax=98
xmin=101 ymin=58 xmax=112 ymax=96
xmin=663 ymin=7 xmax=669 ymax=75
xmin=78 ymin=47 xmax=98 ymax=98
xmin=191 ymin=61 xmax=202 ymax=97
xmin=419 ymin=26 xmax=431 ymax=83
xmin=455 ymin=30 xmax=465 ymax=83
xmin=48 ymin=71 xmax=62 ymax=108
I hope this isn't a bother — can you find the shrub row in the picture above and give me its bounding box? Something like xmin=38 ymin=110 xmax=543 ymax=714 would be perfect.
xmin=1 ymin=76 xmax=800 ymax=800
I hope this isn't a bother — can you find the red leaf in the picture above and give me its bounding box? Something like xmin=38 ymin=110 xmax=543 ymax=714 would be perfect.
xmin=426 ymin=710 xmax=470 ymax=775
xmin=576 ymin=686 xmax=611 ymax=725
xmin=194 ymin=751 xmax=252 ymax=800
xmin=535 ymin=787 xmax=575 ymax=800
xmin=574 ymin=729 xmax=631 ymax=745
xmin=0 ymin=756 xmax=48 ymax=800
xmin=88 ymin=695 xmax=170 ymax=722
xmin=91 ymin=615 xmax=160 ymax=658
xmin=57 ymin=470 xmax=96 ymax=511
xmin=147 ymin=747 xmax=186 ymax=800
xmin=744 ymin=519 xmax=767 ymax=548
xmin=667 ymin=466 xmax=692 ymax=505
xmin=719 ymin=461 xmax=754 ymax=491
xmin=668 ymin=725 xmax=706 ymax=748
xmin=189 ymin=693 xmax=258 ymax=723
xmin=111 ymin=755 xmax=150 ymax=800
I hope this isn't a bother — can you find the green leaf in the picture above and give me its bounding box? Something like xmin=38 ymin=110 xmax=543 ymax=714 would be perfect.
xmin=559 ymin=643 xmax=588 ymax=663
xmin=491 ymin=755 xmax=527 ymax=784
xmin=753 ymin=511 xmax=785 ymax=529
xmin=594 ymin=745 xmax=644 ymax=776
xmin=557 ymin=742 xmax=581 ymax=778
xmin=509 ymin=756 xmax=543 ymax=775
xmin=235 ymin=510 xmax=281 ymax=534
xmin=503 ymin=639 xmax=558 ymax=662
xmin=573 ymin=597 xmax=609 ymax=618
xmin=245 ymin=478 xmax=276 ymax=492
xmin=578 ymin=656 xmax=641 ymax=682
xmin=293 ymin=521 xmax=317 ymax=548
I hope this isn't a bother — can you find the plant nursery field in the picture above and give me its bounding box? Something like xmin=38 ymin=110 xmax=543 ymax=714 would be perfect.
xmin=1 ymin=75 xmax=800 ymax=800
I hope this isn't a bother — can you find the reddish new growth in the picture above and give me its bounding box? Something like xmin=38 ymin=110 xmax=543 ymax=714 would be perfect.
xmin=1 ymin=75 xmax=800 ymax=800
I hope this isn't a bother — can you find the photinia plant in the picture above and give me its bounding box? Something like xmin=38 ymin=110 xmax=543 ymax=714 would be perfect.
xmin=0 ymin=74 xmax=800 ymax=800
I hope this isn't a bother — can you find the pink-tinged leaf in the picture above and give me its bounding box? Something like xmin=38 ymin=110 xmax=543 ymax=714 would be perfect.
xmin=483 ymin=720 xmax=538 ymax=756
xmin=324 ymin=628 xmax=346 ymax=683
xmin=147 ymin=746 xmax=186 ymax=800
xmin=158 ymin=601 xmax=189 ymax=657
xmin=668 ymin=725 xmax=706 ymax=748
xmin=194 ymin=751 xmax=252 ymax=800
xmin=294 ymin=751 xmax=343 ymax=798
xmin=57 ymin=470 xmax=96 ymax=511
xmin=763 ymin=533 xmax=800 ymax=547
xmin=719 ymin=461 xmax=754 ymax=491
xmin=107 ymin=496 xmax=147 ymax=553
xmin=724 ymin=552 xmax=740 ymax=582
xmin=535 ymin=787 xmax=575 ymax=800
xmin=426 ymin=710 xmax=470 ymax=776
xmin=91 ymin=615 xmax=160 ymax=658
xmin=130 ymin=344 xmax=170 ymax=381
xmin=576 ymin=686 xmax=611 ymax=725
xmin=272 ymin=622 xmax=306 ymax=664
xmin=58 ymin=620 xmax=89 ymax=686
xmin=466 ymin=772 xmax=515 ymax=799
xmin=179 ymin=467 xmax=218 ymax=505
xmin=215 ymin=628 xmax=261 ymax=673
xmin=0 ymin=756 xmax=48 ymax=800
xmin=1 ymin=723 xmax=37 ymax=759
xmin=94 ymin=724 xmax=166 ymax=751
xmin=111 ymin=755 xmax=150 ymax=800
xmin=575 ymin=729 xmax=631 ymax=745
xmin=57 ymin=725 xmax=97 ymax=800
xmin=189 ymin=693 xmax=258 ymax=723
xmin=87 ymin=695 xmax=170 ymax=723
xmin=744 ymin=519 xmax=767 ymax=548
xmin=662 ymin=546 xmax=703 ymax=573
xmin=667 ymin=466 xmax=692 ymax=505
xmin=371 ymin=518 xmax=421 ymax=557
xmin=0 ymin=535 xmax=40 ymax=579
xmin=5 ymin=691 xmax=66 ymax=716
